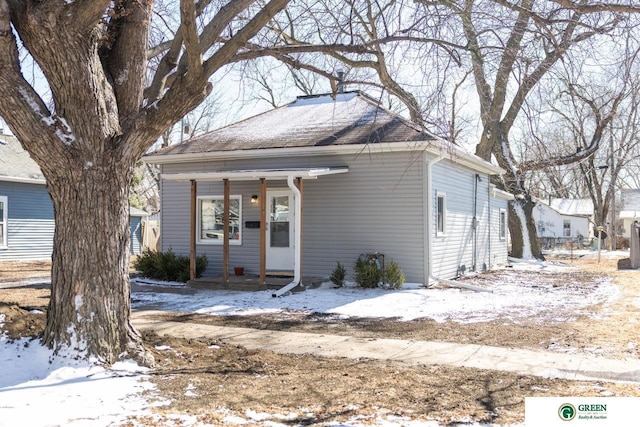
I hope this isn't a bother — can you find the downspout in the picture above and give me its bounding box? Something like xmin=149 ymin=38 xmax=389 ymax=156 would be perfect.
xmin=425 ymin=152 xmax=493 ymax=293
xmin=473 ymin=174 xmax=479 ymax=271
xmin=272 ymin=175 xmax=302 ymax=297
xmin=487 ymin=182 xmax=492 ymax=271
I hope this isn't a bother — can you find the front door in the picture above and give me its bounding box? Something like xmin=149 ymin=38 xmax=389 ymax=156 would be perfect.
xmin=266 ymin=190 xmax=295 ymax=272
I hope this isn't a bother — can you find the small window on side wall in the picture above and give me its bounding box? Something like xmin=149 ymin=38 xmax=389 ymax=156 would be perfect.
xmin=0 ymin=195 xmax=6 ymax=248
xmin=499 ymin=208 xmax=507 ymax=240
xmin=436 ymin=192 xmax=446 ymax=235
xmin=563 ymin=220 xmax=571 ymax=237
xmin=198 ymin=196 xmax=242 ymax=245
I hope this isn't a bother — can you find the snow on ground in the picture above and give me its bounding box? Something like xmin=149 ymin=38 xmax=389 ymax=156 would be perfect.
xmin=0 ymin=255 xmax=622 ymax=426
xmin=131 ymin=257 xmax=617 ymax=324
xmin=0 ymin=316 xmax=161 ymax=427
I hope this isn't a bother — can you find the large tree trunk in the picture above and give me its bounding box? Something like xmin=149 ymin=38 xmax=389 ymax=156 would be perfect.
xmin=508 ymin=196 xmax=543 ymax=260
xmin=43 ymin=154 xmax=148 ymax=363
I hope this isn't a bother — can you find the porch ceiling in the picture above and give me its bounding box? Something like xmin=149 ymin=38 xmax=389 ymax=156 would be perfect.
xmin=161 ymin=167 xmax=349 ymax=182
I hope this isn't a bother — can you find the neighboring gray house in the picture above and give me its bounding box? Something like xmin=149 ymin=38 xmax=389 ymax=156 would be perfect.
xmin=1 ymin=131 xmax=150 ymax=261
xmin=144 ymin=91 xmax=511 ymax=285
xmin=0 ymin=133 xmax=55 ymax=261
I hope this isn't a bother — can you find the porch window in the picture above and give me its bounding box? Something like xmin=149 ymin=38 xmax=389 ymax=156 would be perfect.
xmin=563 ymin=220 xmax=571 ymax=237
xmin=499 ymin=208 xmax=507 ymax=240
xmin=436 ymin=192 xmax=446 ymax=235
xmin=0 ymin=196 xmax=6 ymax=248
xmin=197 ymin=195 xmax=242 ymax=245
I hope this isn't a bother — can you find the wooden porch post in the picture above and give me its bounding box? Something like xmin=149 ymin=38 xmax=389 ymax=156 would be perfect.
xmin=260 ymin=178 xmax=267 ymax=284
xmin=190 ymin=180 xmax=197 ymax=281
xmin=296 ymin=177 xmax=304 ymax=280
xmin=223 ymin=178 xmax=230 ymax=283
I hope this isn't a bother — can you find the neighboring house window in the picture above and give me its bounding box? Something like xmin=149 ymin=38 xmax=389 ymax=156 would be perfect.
xmin=436 ymin=193 xmax=446 ymax=235
xmin=563 ymin=220 xmax=571 ymax=237
xmin=198 ymin=196 xmax=242 ymax=244
xmin=499 ymin=209 xmax=507 ymax=240
xmin=0 ymin=196 xmax=6 ymax=248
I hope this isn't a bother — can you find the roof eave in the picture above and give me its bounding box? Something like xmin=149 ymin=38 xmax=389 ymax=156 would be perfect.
xmin=0 ymin=176 xmax=46 ymax=185
xmin=144 ymin=140 xmax=505 ymax=176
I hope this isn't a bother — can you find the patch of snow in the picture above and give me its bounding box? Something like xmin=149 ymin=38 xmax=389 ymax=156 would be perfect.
xmin=154 ymin=345 xmax=172 ymax=351
xmin=184 ymin=383 xmax=198 ymax=398
xmin=19 ymin=87 xmax=44 ymax=115
xmin=132 ymin=259 xmax=615 ymax=324
xmin=0 ymin=335 xmax=155 ymax=426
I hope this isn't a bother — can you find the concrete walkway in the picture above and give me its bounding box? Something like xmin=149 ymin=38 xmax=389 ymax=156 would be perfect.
xmin=132 ymin=310 xmax=640 ymax=384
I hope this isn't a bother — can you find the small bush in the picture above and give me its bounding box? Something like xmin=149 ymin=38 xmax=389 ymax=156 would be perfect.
xmin=382 ymin=260 xmax=405 ymax=289
xmin=354 ymin=256 xmax=381 ymax=288
xmin=329 ymin=262 xmax=346 ymax=287
xmin=134 ymin=248 xmax=208 ymax=282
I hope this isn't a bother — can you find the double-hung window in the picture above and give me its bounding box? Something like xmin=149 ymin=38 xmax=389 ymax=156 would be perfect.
xmin=563 ymin=220 xmax=571 ymax=237
xmin=499 ymin=209 xmax=507 ymax=240
xmin=0 ymin=196 xmax=6 ymax=248
xmin=436 ymin=192 xmax=446 ymax=235
xmin=197 ymin=196 xmax=242 ymax=245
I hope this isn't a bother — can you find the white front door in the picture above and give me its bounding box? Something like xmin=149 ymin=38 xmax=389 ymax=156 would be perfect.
xmin=266 ymin=190 xmax=295 ymax=272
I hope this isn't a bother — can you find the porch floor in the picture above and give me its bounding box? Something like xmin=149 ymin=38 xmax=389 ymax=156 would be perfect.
xmin=187 ymin=274 xmax=325 ymax=292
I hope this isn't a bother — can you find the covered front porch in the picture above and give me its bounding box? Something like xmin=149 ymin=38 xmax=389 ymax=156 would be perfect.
xmin=161 ymin=167 xmax=348 ymax=296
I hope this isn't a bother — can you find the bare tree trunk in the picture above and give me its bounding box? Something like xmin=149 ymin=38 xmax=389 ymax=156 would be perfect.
xmin=508 ymin=196 xmax=543 ymax=260
xmin=43 ymin=155 xmax=148 ymax=363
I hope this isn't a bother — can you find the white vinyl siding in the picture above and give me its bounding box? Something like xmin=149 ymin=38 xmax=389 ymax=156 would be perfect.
xmin=431 ymin=163 xmax=493 ymax=278
xmin=0 ymin=195 xmax=6 ymax=248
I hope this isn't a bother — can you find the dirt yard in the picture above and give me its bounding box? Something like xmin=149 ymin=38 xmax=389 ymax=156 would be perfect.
xmin=1 ymin=255 xmax=640 ymax=426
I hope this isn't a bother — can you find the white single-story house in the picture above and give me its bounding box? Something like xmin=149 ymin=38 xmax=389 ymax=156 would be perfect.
xmin=619 ymin=189 xmax=640 ymax=238
xmin=0 ymin=131 xmax=152 ymax=260
xmin=533 ymin=198 xmax=594 ymax=243
xmin=144 ymin=91 xmax=512 ymax=288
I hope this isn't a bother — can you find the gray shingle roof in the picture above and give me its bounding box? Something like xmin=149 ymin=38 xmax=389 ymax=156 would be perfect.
xmin=151 ymin=91 xmax=435 ymax=156
xmin=0 ymin=133 xmax=44 ymax=182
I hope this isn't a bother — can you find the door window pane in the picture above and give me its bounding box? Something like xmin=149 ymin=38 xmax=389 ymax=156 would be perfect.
xmin=270 ymin=195 xmax=289 ymax=247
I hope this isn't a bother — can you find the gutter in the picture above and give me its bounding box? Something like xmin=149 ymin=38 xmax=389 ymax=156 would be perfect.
xmin=272 ymin=175 xmax=303 ymax=297
xmin=0 ymin=176 xmax=46 ymax=185
xmin=144 ymin=141 xmax=504 ymax=176
xmin=424 ymin=151 xmax=493 ymax=293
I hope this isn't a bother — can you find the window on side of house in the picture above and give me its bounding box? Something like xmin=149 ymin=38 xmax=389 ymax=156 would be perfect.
xmin=0 ymin=195 xmax=6 ymax=248
xmin=499 ymin=208 xmax=507 ymax=240
xmin=436 ymin=192 xmax=446 ymax=235
xmin=563 ymin=220 xmax=571 ymax=237
xmin=197 ymin=195 xmax=242 ymax=245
